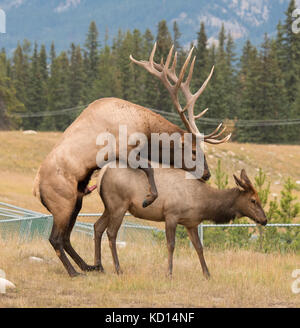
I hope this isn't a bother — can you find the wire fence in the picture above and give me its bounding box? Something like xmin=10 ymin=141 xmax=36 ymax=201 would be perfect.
xmin=9 ymin=103 xmax=300 ymax=127
xmin=1 ymin=202 xmax=300 ymax=252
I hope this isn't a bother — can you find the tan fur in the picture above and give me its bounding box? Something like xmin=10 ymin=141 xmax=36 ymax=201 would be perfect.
xmin=32 ymin=167 xmax=41 ymax=201
xmin=34 ymin=97 xmax=211 ymax=277
xmin=95 ymin=166 xmax=267 ymax=278
xmin=96 ymin=164 xmax=110 ymax=195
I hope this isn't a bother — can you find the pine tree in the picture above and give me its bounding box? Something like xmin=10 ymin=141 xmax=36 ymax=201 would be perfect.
xmin=205 ymin=25 xmax=237 ymax=125
xmin=11 ymin=41 xmax=30 ymax=114
xmin=0 ymin=50 xmax=24 ymax=129
xmin=93 ymin=40 xmax=122 ymax=100
xmin=237 ymin=40 xmax=261 ymax=142
xmin=84 ymin=21 xmax=100 ymax=102
xmin=283 ymin=0 xmax=300 ymax=104
xmin=193 ymin=22 xmax=209 ymax=115
xmin=25 ymin=42 xmax=45 ymax=129
xmin=238 ymin=35 xmax=288 ymax=143
xmin=141 ymin=28 xmax=157 ymax=108
xmin=69 ymin=43 xmax=85 ymax=107
xmin=172 ymin=21 xmax=182 ymax=53
xmin=45 ymin=48 xmax=71 ymax=131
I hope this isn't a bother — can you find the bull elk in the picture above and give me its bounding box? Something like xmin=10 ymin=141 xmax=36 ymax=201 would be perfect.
xmin=33 ymin=43 xmax=230 ymax=277
xmin=94 ymin=166 xmax=267 ymax=278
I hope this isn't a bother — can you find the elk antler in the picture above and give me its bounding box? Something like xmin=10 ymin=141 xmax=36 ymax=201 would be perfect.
xmin=130 ymin=43 xmax=231 ymax=144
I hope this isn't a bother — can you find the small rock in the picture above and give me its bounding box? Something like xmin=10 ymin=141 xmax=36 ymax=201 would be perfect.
xmin=0 ymin=278 xmax=16 ymax=291
xmin=227 ymin=151 xmax=235 ymax=156
xmin=116 ymin=241 xmax=126 ymax=248
xmin=274 ymin=181 xmax=280 ymax=185
xmin=23 ymin=130 xmax=37 ymax=135
xmin=272 ymin=193 xmax=278 ymax=198
xmin=296 ymin=181 xmax=300 ymax=185
xmin=29 ymin=256 xmax=44 ymax=263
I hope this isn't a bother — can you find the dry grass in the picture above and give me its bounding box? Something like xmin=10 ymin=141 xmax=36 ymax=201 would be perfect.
xmin=1 ymin=131 xmax=300 ymax=308
xmin=0 ymin=233 xmax=299 ymax=308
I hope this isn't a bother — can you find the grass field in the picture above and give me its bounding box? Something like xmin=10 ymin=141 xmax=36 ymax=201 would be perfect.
xmin=0 ymin=130 xmax=300 ymax=308
xmin=0 ymin=233 xmax=299 ymax=308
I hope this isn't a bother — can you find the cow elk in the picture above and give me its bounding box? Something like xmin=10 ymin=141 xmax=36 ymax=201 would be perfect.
xmin=33 ymin=43 xmax=230 ymax=277
xmin=94 ymin=167 xmax=267 ymax=279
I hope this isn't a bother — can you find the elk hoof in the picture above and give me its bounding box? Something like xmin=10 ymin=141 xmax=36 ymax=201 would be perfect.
xmin=70 ymin=271 xmax=85 ymax=278
xmin=94 ymin=265 xmax=105 ymax=273
xmin=203 ymin=271 xmax=211 ymax=280
xmin=83 ymin=265 xmax=102 ymax=272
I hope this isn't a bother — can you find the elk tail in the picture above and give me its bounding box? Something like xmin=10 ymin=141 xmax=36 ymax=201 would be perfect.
xmin=96 ymin=164 xmax=110 ymax=195
xmin=32 ymin=167 xmax=41 ymax=201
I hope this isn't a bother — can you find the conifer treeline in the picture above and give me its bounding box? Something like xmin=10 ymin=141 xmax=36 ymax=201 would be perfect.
xmin=0 ymin=0 xmax=300 ymax=143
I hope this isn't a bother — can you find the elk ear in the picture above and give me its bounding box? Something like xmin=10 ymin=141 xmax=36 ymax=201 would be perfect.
xmin=233 ymin=174 xmax=248 ymax=191
xmin=240 ymin=169 xmax=255 ymax=191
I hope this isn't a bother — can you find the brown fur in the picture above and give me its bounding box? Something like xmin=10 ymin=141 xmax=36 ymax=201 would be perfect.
xmin=95 ymin=166 xmax=267 ymax=278
xmin=33 ymin=98 xmax=211 ymax=277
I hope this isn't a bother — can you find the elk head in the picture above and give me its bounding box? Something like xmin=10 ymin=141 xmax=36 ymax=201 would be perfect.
xmin=233 ymin=169 xmax=267 ymax=226
xmin=130 ymin=43 xmax=231 ymax=181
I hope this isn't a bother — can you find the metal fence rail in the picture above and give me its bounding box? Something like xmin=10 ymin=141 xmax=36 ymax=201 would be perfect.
xmin=198 ymin=223 xmax=300 ymax=247
xmin=1 ymin=203 xmax=300 ymax=250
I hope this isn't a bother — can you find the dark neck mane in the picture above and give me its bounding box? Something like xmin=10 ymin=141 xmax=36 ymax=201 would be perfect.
xmin=204 ymin=187 xmax=241 ymax=224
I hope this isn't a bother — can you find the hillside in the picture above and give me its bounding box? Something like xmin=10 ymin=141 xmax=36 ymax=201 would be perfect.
xmin=0 ymin=131 xmax=299 ymax=219
xmin=0 ymin=0 xmax=297 ymax=53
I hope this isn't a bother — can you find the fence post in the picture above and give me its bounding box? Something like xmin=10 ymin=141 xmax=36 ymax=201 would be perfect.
xmin=198 ymin=224 xmax=204 ymax=247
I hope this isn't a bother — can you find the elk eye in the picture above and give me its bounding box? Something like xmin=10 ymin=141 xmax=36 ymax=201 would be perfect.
xmin=251 ymin=199 xmax=256 ymax=204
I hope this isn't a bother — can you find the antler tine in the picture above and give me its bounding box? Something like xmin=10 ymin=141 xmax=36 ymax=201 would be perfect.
xmin=183 ymin=55 xmax=196 ymax=90
xmin=205 ymin=133 xmax=232 ymax=145
xmin=171 ymin=51 xmax=177 ymax=74
xmin=204 ymin=124 xmax=226 ymax=140
xmin=194 ymin=65 xmax=215 ymax=100
xmin=194 ymin=108 xmax=209 ymax=120
xmin=149 ymin=42 xmax=157 ymax=67
xmin=164 ymin=45 xmax=174 ymax=72
xmin=175 ymin=46 xmax=194 ymax=93
xmin=130 ymin=43 xmax=232 ymax=143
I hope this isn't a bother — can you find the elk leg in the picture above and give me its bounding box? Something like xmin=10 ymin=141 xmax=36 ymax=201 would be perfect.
xmin=49 ymin=220 xmax=81 ymax=277
xmin=165 ymin=220 xmax=177 ymax=277
xmin=94 ymin=210 xmax=109 ymax=272
xmin=138 ymin=161 xmax=158 ymax=208
xmin=63 ymin=196 xmax=97 ymax=272
xmin=186 ymin=226 xmax=210 ymax=279
xmin=106 ymin=211 xmax=126 ymax=274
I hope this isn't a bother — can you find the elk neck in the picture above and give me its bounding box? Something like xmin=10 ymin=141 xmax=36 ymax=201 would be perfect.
xmin=199 ymin=187 xmax=241 ymax=224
